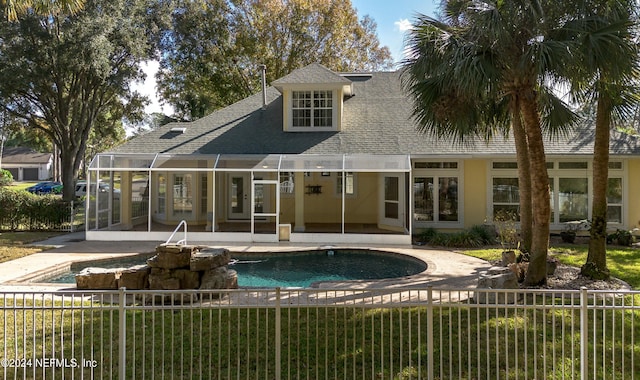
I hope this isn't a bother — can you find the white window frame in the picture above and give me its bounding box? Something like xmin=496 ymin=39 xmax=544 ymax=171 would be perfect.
xmin=412 ymin=160 xmax=462 ymax=227
xmin=289 ymin=89 xmax=336 ymax=131
xmin=336 ymin=172 xmax=356 ymax=197
xmin=488 ymin=160 xmax=626 ymax=229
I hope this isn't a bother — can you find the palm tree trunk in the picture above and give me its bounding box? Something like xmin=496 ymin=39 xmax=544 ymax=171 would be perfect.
xmin=519 ymin=89 xmax=550 ymax=286
xmin=511 ymin=97 xmax=532 ymax=252
xmin=582 ymin=92 xmax=611 ymax=280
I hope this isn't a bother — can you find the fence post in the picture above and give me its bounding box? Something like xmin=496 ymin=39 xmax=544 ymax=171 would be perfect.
xmin=580 ymin=287 xmax=588 ymax=380
xmin=275 ymin=287 xmax=281 ymax=380
xmin=118 ymin=287 xmax=127 ymax=380
xmin=427 ymin=286 xmax=434 ymax=380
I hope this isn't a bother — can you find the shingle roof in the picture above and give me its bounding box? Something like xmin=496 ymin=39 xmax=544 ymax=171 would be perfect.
xmin=1 ymin=146 xmax=52 ymax=164
xmin=272 ymin=63 xmax=351 ymax=86
xmin=112 ymin=64 xmax=640 ymax=157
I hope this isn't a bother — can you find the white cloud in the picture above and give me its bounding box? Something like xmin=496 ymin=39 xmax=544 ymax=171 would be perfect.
xmin=394 ymin=18 xmax=413 ymax=32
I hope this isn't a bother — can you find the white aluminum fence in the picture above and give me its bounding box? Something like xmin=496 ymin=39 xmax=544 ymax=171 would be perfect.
xmin=1 ymin=287 xmax=638 ymax=379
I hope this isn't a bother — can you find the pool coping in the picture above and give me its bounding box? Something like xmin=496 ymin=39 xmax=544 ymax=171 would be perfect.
xmin=0 ymin=238 xmax=491 ymax=292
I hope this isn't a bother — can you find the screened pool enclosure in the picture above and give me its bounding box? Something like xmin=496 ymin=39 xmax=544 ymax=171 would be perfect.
xmin=85 ymin=153 xmax=413 ymax=244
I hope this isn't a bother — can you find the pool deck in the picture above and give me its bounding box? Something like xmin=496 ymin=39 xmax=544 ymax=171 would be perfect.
xmin=0 ymin=232 xmax=491 ymax=292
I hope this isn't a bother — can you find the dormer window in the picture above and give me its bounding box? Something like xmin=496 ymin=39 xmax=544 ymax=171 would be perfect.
xmin=292 ymin=90 xmax=333 ymax=128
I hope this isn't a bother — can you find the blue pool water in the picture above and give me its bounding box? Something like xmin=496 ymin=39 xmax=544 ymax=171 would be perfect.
xmin=47 ymin=249 xmax=426 ymax=288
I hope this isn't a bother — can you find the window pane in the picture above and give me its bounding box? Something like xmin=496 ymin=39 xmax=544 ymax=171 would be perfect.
xmin=549 ymin=178 xmax=554 ymax=223
xmin=559 ymin=162 xmax=588 ymax=169
xmin=292 ymin=91 xmax=312 ymax=127
xmin=173 ymin=174 xmax=193 ymax=215
xmin=493 ymin=178 xmax=519 ymax=203
xmin=385 ymin=202 xmax=399 ymax=219
xmin=385 ymin=177 xmax=399 ymax=201
xmin=414 ymin=177 xmax=434 ymax=221
xmin=201 ymin=174 xmax=207 ymax=214
xmin=415 ymin=162 xmax=458 ymax=169
xmin=158 ymin=174 xmax=166 ymax=214
xmin=559 ymin=178 xmax=588 ymax=222
xmin=607 ymin=206 xmax=622 ymax=223
xmin=493 ymin=162 xmax=518 ymax=169
xmin=337 ymin=173 xmax=354 ymax=195
xmin=438 ymin=177 xmax=458 ymax=221
xmin=609 ymin=161 xmax=622 ymax=169
xmin=607 ymin=178 xmax=622 ymax=204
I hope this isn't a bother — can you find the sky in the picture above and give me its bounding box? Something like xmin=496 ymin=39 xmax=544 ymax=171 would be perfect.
xmin=134 ymin=0 xmax=439 ymax=115
xmin=351 ymin=0 xmax=439 ymax=64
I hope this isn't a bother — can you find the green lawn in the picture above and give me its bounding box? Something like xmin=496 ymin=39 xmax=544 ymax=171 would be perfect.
xmin=1 ymin=293 xmax=637 ymax=379
xmin=463 ymin=245 xmax=640 ymax=289
xmin=0 ymin=238 xmax=638 ymax=378
xmin=7 ymin=181 xmax=38 ymax=192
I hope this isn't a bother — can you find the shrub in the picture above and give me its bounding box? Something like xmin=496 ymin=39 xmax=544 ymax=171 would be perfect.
xmin=607 ymin=229 xmax=634 ymax=246
xmin=0 ymin=188 xmax=73 ymax=231
xmin=416 ymin=225 xmax=495 ymax=248
xmin=0 ymin=169 xmax=13 ymax=187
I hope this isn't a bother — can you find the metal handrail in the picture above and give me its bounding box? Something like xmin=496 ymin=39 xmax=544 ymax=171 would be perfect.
xmin=162 ymin=219 xmax=188 ymax=245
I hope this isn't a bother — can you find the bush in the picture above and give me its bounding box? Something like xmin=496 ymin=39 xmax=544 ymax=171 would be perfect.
xmin=0 ymin=169 xmax=13 ymax=187
xmin=0 ymin=188 xmax=73 ymax=231
xmin=416 ymin=225 xmax=495 ymax=248
xmin=607 ymin=229 xmax=634 ymax=246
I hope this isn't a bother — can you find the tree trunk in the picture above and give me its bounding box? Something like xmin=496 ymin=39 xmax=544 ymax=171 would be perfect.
xmin=582 ymin=93 xmax=611 ymax=280
xmin=519 ymin=89 xmax=550 ymax=286
xmin=511 ymin=97 xmax=532 ymax=253
xmin=61 ymin=150 xmax=78 ymax=201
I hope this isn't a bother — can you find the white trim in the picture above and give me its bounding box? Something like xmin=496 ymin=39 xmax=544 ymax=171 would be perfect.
xmin=86 ymin=231 xmax=410 ymax=245
xmin=411 ymin=159 xmax=464 ymax=229
xmin=287 ymin=89 xmax=338 ymax=132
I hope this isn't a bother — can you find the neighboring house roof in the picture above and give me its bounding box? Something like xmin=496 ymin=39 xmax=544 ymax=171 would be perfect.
xmin=1 ymin=146 xmax=52 ymax=164
xmin=112 ymin=64 xmax=640 ymax=157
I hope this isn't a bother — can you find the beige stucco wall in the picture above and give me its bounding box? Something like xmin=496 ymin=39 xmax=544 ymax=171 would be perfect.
xmin=301 ymin=172 xmax=379 ymax=224
xmin=463 ymin=159 xmax=488 ymax=228
xmin=627 ymin=159 xmax=640 ymax=230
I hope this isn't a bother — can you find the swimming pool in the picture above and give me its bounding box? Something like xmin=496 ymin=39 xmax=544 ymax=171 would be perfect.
xmin=45 ymin=249 xmax=427 ymax=288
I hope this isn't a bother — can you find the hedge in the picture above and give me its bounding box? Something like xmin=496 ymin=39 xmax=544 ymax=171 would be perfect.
xmin=0 ymin=188 xmax=80 ymax=231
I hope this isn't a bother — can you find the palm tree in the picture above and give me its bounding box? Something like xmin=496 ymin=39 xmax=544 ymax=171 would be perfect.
xmin=561 ymin=1 xmax=639 ymax=280
xmin=3 ymin=0 xmax=84 ymax=20
xmin=403 ymin=0 xmax=579 ymax=285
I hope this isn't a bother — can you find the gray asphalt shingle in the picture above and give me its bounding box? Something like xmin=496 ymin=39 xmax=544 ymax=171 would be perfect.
xmin=112 ymin=65 xmax=640 ymax=157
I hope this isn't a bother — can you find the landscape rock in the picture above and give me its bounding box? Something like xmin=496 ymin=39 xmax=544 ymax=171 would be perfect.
xmin=118 ymin=265 xmax=150 ymax=289
xmin=75 ymin=267 xmax=124 ymax=290
xmin=149 ymin=244 xmax=197 ymax=269
xmin=476 ymin=266 xmax=519 ymax=304
xmin=190 ymin=248 xmax=230 ymax=271
xmin=173 ymin=269 xmax=201 ymax=289
xmin=501 ymin=250 xmax=517 ymax=266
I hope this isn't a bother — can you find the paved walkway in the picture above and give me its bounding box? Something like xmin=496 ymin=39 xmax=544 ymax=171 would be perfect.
xmin=0 ymin=232 xmax=491 ymax=292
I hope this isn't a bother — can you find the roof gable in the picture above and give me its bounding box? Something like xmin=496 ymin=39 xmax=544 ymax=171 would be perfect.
xmin=272 ymin=63 xmax=351 ymax=87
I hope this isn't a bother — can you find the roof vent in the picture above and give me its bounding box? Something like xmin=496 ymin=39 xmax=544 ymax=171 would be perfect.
xmin=170 ymin=127 xmax=186 ymax=134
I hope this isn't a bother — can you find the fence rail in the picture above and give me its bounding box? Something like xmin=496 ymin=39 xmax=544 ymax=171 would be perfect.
xmin=1 ymin=287 xmax=639 ymax=379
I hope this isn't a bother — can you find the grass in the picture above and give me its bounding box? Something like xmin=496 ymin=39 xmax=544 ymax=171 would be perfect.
xmin=0 ymin=296 xmax=638 ymax=379
xmin=462 ymin=244 xmax=640 ymax=289
xmin=0 ymin=231 xmax=61 ymax=264
xmin=0 ymin=237 xmax=638 ymax=378
xmin=6 ymin=181 xmax=38 ymax=192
